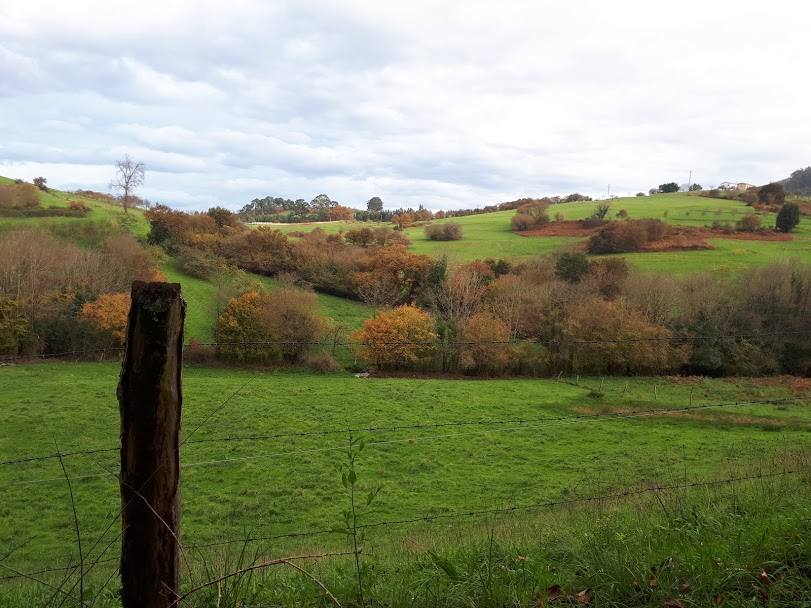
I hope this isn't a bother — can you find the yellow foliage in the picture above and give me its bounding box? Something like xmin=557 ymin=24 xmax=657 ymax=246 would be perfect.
xmin=81 ymin=292 xmax=130 ymax=344
xmin=354 ymin=305 xmax=436 ymax=368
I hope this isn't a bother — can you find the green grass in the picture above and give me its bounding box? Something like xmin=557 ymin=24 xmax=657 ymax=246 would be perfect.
xmin=0 ymin=176 xmax=149 ymax=240
xmin=1 ymin=363 xmax=810 ymax=578
xmin=162 ymin=260 xmax=376 ymax=343
xmin=263 ymin=193 xmax=810 ymax=273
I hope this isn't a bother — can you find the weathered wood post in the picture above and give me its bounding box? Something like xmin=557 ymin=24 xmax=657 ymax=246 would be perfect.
xmin=118 ymin=281 xmax=185 ymax=608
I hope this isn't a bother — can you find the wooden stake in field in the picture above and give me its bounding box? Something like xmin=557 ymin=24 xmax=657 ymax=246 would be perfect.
xmin=118 ymin=281 xmax=185 ymax=608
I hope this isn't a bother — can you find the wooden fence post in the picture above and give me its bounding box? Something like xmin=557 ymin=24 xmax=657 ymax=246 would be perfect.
xmin=118 ymin=281 xmax=185 ymax=608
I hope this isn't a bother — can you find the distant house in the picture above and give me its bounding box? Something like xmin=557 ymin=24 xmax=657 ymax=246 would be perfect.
xmin=718 ymin=181 xmax=757 ymax=191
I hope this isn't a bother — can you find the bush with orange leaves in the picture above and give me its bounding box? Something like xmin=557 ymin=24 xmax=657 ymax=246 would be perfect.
xmin=458 ymin=312 xmax=513 ymax=374
xmin=215 ymin=288 xmax=325 ymax=364
xmin=354 ymin=305 xmax=437 ymax=368
xmin=560 ymin=299 xmax=687 ymax=374
xmin=80 ymin=292 xmax=131 ymax=345
xmin=353 ymin=246 xmax=432 ymax=307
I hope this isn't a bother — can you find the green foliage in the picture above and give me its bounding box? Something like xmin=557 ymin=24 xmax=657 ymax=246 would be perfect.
xmin=554 ymin=252 xmax=589 ymax=283
xmin=776 ymin=203 xmax=801 ymax=233
xmin=659 ymin=182 xmax=679 ymax=193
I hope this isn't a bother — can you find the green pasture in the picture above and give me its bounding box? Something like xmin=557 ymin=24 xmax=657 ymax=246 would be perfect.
xmin=1 ymin=362 xmax=809 ymax=575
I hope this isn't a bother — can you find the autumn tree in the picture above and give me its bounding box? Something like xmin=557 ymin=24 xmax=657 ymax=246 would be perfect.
xmin=111 ymin=155 xmax=145 ymax=215
xmin=458 ymin=312 xmax=513 ymax=374
xmin=81 ymin=292 xmax=131 ymax=345
xmin=328 ymin=205 xmax=355 ymax=221
xmin=353 ymin=246 xmax=432 ymax=306
xmin=561 ymin=299 xmax=686 ymax=374
xmin=215 ymin=288 xmax=325 ymax=363
xmin=353 ymin=305 xmax=437 ymax=368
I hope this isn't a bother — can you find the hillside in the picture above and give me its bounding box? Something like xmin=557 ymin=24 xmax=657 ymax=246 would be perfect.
xmin=0 ymin=177 xmax=374 ymax=343
xmin=268 ymin=192 xmax=811 ymax=272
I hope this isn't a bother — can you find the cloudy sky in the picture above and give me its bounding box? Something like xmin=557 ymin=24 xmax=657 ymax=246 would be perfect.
xmin=0 ymin=1 xmax=808 ymax=211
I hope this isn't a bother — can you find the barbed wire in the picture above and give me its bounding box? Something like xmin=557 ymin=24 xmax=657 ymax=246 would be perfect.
xmin=2 ymin=395 xmax=807 ymax=469
xmin=4 ymin=395 xmax=808 ymax=481
xmin=4 ymin=467 xmax=804 ymax=582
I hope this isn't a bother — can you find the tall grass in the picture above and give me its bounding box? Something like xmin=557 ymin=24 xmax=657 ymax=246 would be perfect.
xmin=3 ymin=453 xmax=810 ymax=607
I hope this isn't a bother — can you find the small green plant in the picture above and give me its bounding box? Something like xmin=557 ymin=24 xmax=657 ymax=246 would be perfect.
xmin=336 ymin=434 xmax=381 ymax=606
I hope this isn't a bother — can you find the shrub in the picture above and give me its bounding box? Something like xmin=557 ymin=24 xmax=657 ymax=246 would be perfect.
xmin=215 ymin=288 xmax=325 ymax=363
xmin=736 ymin=214 xmax=762 ymax=232
xmin=776 ymin=203 xmax=801 ymax=233
xmin=353 ymin=246 xmax=433 ymax=306
xmin=0 ymin=182 xmax=40 ymax=209
xmin=738 ymin=191 xmax=757 ymax=205
xmin=177 ymin=247 xmax=230 ymax=280
xmin=635 ymin=192 xmax=645 ymax=197
xmin=80 ymin=292 xmax=131 ymax=345
xmin=184 ymin=339 xmax=217 ymax=365
xmin=303 ymin=352 xmax=342 ymax=373
xmin=758 ymin=182 xmax=785 ymax=205
xmin=587 ymin=257 xmax=629 ymax=299
xmin=0 ymin=297 xmax=29 ymax=355
xmin=68 ymin=201 xmax=90 ymax=213
xmin=554 ymin=212 xmax=564 ymax=222
xmin=425 ymin=222 xmax=463 ymax=241
xmin=592 ymin=203 xmax=611 ymax=220
xmin=561 ymin=299 xmax=686 ymax=374
xmin=510 ymin=213 xmax=535 ymax=231
xmin=33 ymin=177 xmax=48 ymax=191
xmin=587 ymin=219 xmax=668 ymax=254
xmin=555 ymin=252 xmax=590 ymax=283
xmin=346 ymin=227 xmax=410 ymax=247
xmin=511 ymin=201 xmax=550 ymax=232
xmin=458 ymin=312 xmax=513 ymax=374
xmin=354 ymin=305 xmax=436 ymax=368
xmin=658 ymin=182 xmax=679 ymax=193
xmin=616 ymin=209 xmax=628 ymax=219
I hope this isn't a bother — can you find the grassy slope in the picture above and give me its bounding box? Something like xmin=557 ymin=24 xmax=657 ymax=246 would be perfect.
xmin=264 ymin=193 xmax=809 ymax=273
xmin=0 ymin=175 xmax=150 ymax=239
xmin=0 ymin=177 xmax=374 ymax=341
xmin=1 ymin=362 xmax=810 ymax=571
xmin=161 ymin=261 xmax=374 ymax=343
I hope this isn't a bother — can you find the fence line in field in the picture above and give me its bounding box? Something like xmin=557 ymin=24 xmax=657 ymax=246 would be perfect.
xmin=2 ymin=467 xmax=805 ymax=583
xmin=2 ymin=395 xmax=807 ymax=470
xmin=2 ymin=329 xmax=811 ymax=362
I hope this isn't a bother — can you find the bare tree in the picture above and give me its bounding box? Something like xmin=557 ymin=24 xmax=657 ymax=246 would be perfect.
xmin=111 ymin=155 xmax=145 ymax=214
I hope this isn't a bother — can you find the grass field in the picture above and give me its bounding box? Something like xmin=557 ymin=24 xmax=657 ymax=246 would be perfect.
xmin=2 ymin=362 xmax=810 ymax=574
xmin=0 ymin=176 xmax=150 ymax=240
xmin=161 ymin=261 xmax=375 ymax=343
xmin=265 ymin=193 xmax=811 ymax=272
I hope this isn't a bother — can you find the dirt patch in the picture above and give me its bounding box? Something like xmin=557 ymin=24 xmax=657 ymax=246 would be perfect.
xmin=517 ymin=221 xmax=792 ymax=253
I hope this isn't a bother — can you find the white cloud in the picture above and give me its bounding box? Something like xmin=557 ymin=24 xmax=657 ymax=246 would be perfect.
xmin=0 ymin=0 xmax=808 ymax=210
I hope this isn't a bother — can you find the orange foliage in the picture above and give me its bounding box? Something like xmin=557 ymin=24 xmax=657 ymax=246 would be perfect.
xmin=354 ymin=305 xmax=437 ymax=368
xmin=353 ymin=246 xmax=432 ymax=306
xmin=328 ymin=205 xmax=355 ymax=221
xmin=562 ymin=299 xmax=686 ymax=374
xmin=459 ymin=312 xmax=513 ymax=373
xmin=81 ymin=292 xmax=131 ymax=344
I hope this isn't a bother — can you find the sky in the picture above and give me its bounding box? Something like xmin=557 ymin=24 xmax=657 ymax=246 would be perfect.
xmin=0 ymin=0 xmax=809 ymax=211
